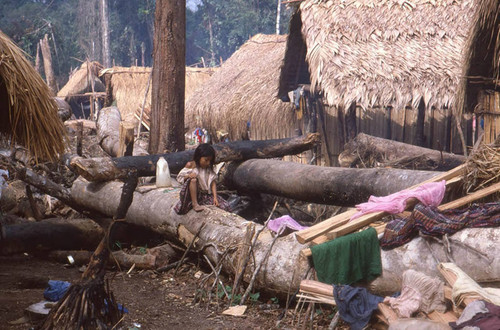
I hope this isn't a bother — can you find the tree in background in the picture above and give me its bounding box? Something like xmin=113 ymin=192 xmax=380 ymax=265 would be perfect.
xmin=149 ymin=0 xmax=186 ymax=154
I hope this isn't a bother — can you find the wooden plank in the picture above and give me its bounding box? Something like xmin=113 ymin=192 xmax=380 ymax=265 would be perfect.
xmin=377 ymin=303 xmax=399 ymax=323
xmin=299 ymin=280 xmax=334 ymax=297
xmin=438 ymin=181 xmax=500 ymax=210
xmin=426 ymin=310 xmax=458 ymax=323
xmin=295 ymin=164 xmax=465 ymax=245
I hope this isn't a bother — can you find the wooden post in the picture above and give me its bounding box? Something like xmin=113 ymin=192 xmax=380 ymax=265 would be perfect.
xmin=40 ymin=34 xmax=57 ymax=93
xmin=76 ymin=121 xmax=83 ymax=157
xmin=118 ymin=122 xmax=135 ymax=157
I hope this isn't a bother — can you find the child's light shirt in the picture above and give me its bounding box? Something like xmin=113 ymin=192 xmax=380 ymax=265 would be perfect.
xmin=177 ymin=166 xmax=217 ymax=194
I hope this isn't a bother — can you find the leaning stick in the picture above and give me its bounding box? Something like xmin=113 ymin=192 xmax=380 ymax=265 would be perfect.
xmin=240 ymin=233 xmax=280 ymax=305
xmin=233 ymin=201 xmax=278 ymax=304
xmin=174 ymin=223 xmax=205 ymax=276
xmin=203 ymin=255 xmax=230 ymax=300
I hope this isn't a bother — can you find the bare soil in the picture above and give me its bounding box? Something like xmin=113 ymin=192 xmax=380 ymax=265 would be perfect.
xmin=0 ymin=254 xmax=339 ymax=329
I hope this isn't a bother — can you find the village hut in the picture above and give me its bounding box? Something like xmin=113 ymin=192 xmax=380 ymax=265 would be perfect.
xmin=0 ymin=30 xmax=66 ymax=161
xmin=278 ymin=0 xmax=500 ymax=165
xmin=185 ymin=34 xmax=299 ymax=143
xmin=101 ymin=66 xmax=216 ymax=128
xmin=57 ymin=61 xmax=105 ymax=119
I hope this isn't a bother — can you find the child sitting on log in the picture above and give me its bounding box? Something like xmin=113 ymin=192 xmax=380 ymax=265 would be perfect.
xmin=174 ymin=143 xmax=230 ymax=214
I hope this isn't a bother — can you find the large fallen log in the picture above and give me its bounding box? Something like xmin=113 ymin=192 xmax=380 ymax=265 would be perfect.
xmin=223 ymin=159 xmax=441 ymax=206
xmin=339 ymin=133 xmax=466 ymax=170
xmin=70 ymin=133 xmax=320 ymax=182
xmin=0 ymin=218 xmax=103 ymax=255
xmin=67 ymin=178 xmax=500 ymax=295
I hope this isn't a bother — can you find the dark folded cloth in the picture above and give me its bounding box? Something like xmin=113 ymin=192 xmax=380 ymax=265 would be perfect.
xmin=333 ymin=285 xmax=383 ymax=330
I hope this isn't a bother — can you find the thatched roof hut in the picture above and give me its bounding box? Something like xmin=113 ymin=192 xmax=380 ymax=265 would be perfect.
xmin=102 ymin=66 xmax=215 ymax=125
xmin=279 ymin=0 xmax=481 ymax=112
xmin=57 ymin=61 xmax=105 ymax=98
xmin=186 ymin=34 xmax=296 ymax=141
xmin=0 ymin=30 xmax=66 ymax=161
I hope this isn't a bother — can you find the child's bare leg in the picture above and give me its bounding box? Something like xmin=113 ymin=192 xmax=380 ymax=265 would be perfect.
xmin=189 ymin=178 xmax=204 ymax=212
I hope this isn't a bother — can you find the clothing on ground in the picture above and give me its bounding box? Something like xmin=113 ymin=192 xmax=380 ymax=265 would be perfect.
xmin=44 ymin=280 xmax=71 ymax=301
xmin=333 ymin=284 xmax=383 ymax=330
xmin=311 ymin=227 xmax=381 ymax=285
xmin=174 ymin=178 xmax=230 ymax=215
xmin=267 ymin=215 xmax=308 ymax=236
xmin=351 ymin=180 xmax=446 ymax=220
xmin=383 ymin=269 xmax=446 ymax=318
xmin=381 ymin=202 xmax=500 ymax=250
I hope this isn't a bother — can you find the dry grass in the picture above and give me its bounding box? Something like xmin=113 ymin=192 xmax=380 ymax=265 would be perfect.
xmin=0 ymin=30 xmax=66 ymax=161
xmin=105 ymin=66 xmax=215 ymax=124
xmin=281 ymin=0 xmax=482 ymax=114
xmin=186 ymin=34 xmax=297 ymax=141
xmin=465 ymin=142 xmax=500 ymax=192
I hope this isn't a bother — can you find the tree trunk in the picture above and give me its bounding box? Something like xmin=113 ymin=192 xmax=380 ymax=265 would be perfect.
xmin=70 ymin=133 xmax=319 ymax=182
xmin=96 ymin=106 xmax=148 ymax=157
xmin=40 ymin=34 xmax=57 ymax=94
xmin=150 ymin=0 xmax=186 ymax=154
xmin=67 ymin=178 xmax=500 ymax=295
xmin=338 ymin=133 xmax=466 ymax=170
xmin=100 ymin=0 xmax=111 ymax=68
xmin=223 ymin=159 xmax=440 ymax=206
xmin=0 ymin=218 xmax=104 ymax=255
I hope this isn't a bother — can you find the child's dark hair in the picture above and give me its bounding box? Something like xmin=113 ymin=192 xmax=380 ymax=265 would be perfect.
xmin=193 ymin=143 xmax=216 ymax=168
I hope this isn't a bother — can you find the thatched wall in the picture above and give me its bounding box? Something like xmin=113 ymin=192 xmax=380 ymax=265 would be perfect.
xmin=0 ymin=31 xmax=66 ymax=161
xmin=104 ymin=66 xmax=215 ymax=124
xmin=186 ymin=34 xmax=297 ymax=141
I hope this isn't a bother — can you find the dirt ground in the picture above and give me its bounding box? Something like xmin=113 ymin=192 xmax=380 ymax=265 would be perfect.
xmin=0 ymin=254 xmax=342 ymax=329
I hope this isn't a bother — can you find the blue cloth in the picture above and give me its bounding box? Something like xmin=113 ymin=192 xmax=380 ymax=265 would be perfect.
xmin=44 ymin=280 xmax=71 ymax=301
xmin=333 ymin=285 xmax=383 ymax=330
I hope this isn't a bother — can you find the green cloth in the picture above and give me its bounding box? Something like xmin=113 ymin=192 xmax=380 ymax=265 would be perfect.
xmin=311 ymin=227 xmax=382 ymax=285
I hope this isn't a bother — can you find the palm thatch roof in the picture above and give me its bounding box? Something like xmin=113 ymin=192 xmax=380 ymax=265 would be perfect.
xmin=186 ymin=34 xmax=296 ymax=141
xmin=279 ymin=0 xmax=488 ymax=114
xmin=0 ymin=30 xmax=66 ymax=161
xmin=57 ymin=61 xmax=105 ymax=98
xmin=103 ymin=66 xmax=215 ymax=124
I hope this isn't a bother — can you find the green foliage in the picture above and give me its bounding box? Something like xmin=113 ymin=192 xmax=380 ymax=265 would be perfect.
xmin=270 ymin=296 xmax=279 ymax=304
xmin=0 ymin=0 xmax=292 ymax=84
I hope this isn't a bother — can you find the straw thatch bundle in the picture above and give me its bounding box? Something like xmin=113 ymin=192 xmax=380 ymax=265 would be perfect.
xmin=104 ymin=66 xmax=215 ymax=124
xmin=186 ymin=34 xmax=296 ymax=141
xmin=0 ymin=31 xmax=66 ymax=161
xmin=279 ymin=0 xmax=481 ymax=113
xmin=465 ymin=142 xmax=500 ymax=192
xmin=57 ymin=61 xmax=105 ymax=98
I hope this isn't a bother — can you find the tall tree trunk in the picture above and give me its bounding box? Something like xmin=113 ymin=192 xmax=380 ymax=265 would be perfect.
xmin=275 ymin=0 xmax=281 ymax=35
xmin=100 ymin=0 xmax=111 ymax=68
xmin=149 ymin=0 xmax=186 ymax=154
xmin=40 ymin=34 xmax=57 ymax=94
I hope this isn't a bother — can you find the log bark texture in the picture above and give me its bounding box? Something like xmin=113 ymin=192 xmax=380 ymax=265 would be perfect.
xmin=70 ymin=178 xmax=309 ymax=295
xmin=223 ymin=159 xmax=440 ymax=206
xmin=0 ymin=218 xmax=103 ymax=255
xmin=70 ymin=133 xmax=319 ymax=182
xmin=67 ymin=178 xmax=500 ymax=295
xmin=96 ymin=106 xmax=148 ymax=157
xmin=339 ymin=133 xmax=466 ymax=170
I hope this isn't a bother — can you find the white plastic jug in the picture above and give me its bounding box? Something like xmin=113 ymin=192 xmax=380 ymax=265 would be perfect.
xmin=156 ymin=157 xmax=172 ymax=188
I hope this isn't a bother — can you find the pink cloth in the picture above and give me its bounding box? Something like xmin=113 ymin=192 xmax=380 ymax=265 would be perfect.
xmin=351 ymin=180 xmax=446 ymax=221
xmin=267 ymin=215 xmax=308 ymax=235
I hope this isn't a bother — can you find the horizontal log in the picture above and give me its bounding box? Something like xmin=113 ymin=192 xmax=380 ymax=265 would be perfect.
xmin=70 ymin=133 xmax=320 ymax=182
xmin=0 ymin=218 xmax=104 ymax=255
xmin=339 ymin=133 xmax=466 ymax=170
xmin=224 ymin=159 xmax=441 ymax=206
xmin=70 ymin=178 xmax=309 ymax=295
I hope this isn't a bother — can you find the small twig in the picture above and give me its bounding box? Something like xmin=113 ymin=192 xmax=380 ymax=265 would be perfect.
xmin=240 ymin=233 xmax=280 ymax=305
xmin=203 ymin=255 xmax=230 ymax=300
xmin=174 ymin=223 xmax=205 ymax=276
xmin=328 ymin=311 xmax=340 ymax=330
